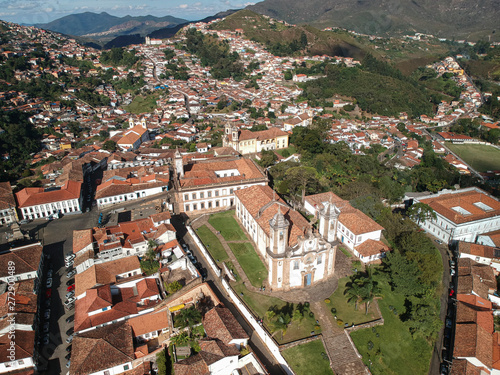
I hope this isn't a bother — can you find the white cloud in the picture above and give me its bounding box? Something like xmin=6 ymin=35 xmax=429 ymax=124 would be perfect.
xmin=178 ymin=4 xmax=188 ymax=9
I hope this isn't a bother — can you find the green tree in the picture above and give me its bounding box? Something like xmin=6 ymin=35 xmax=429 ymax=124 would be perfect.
xmin=103 ymin=140 xmax=116 ymax=151
xmin=174 ymin=307 xmax=202 ymax=329
xmin=384 ymin=252 xmax=426 ymax=297
xmin=270 ymin=313 xmax=291 ymax=340
xmin=166 ymin=281 xmax=183 ymax=294
xmin=284 ymin=166 xmax=319 ymax=197
xmin=284 ymin=70 xmax=293 ymax=80
xmin=344 ymin=279 xmax=364 ymax=311
xmin=406 ymin=203 xmax=436 ymax=224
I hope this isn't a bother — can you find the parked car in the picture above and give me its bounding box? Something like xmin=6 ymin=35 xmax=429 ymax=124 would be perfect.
xmin=18 ymin=219 xmax=30 ymax=225
xmin=42 ymin=335 xmax=50 ymax=345
xmin=66 ymin=334 xmax=74 ymax=343
xmin=66 ymin=279 xmax=75 ymax=286
xmin=65 ymin=303 xmax=75 ymax=310
xmin=47 ymin=269 xmax=53 ymax=278
xmin=66 ymin=361 xmax=71 ymax=369
xmin=435 ymin=239 xmax=443 ymax=244
xmin=67 ymin=270 xmax=77 ymax=279
xmin=445 ymin=318 xmax=453 ymax=329
xmin=65 ymin=291 xmax=75 ymax=299
xmin=65 ymin=353 xmax=71 ymax=361
xmin=45 ymin=289 xmax=52 ymax=299
xmin=65 ymin=315 xmax=74 ymax=324
xmin=65 ymin=254 xmax=76 ymax=262
xmin=44 ymin=309 xmax=51 ymax=320
xmin=44 ymin=299 xmax=51 ymax=308
xmin=65 ymin=261 xmax=74 ymax=268
xmin=67 ymin=284 xmax=75 ymax=292
xmin=66 ymin=296 xmax=76 ymax=305
xmin=46 ymin=278 xmax=52 ymax=288
xmin=66 ymin=345 xmax=72 ymax=352
xmin=450 ymin=268 xmax=456 ymax=277
xmin=43 ymin=322 xmax=50 ymax=333
xmin=449 ymin=260 xmax=456 ymax=268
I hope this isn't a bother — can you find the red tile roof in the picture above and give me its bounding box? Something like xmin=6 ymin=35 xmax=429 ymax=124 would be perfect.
xmin=419 ymin=189 xmax=500 ymax=224
xmin=16 ymin=180 xmax=81 ymax=208
xmin=203 ymin=306 xmax=248 ymax=345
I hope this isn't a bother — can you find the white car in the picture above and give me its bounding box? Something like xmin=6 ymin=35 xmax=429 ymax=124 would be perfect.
xmin=67 ymin=270 xmax=77 ymax=279
xmin=65 ymin=291 xmax=75 ymax=299
xmin=66 ymin=296 xmax=76 ymax=305
xmin=46 ymin=278 xmax=53 ymax=288
xmin=65 ymin=254 xmax=76 ymax=262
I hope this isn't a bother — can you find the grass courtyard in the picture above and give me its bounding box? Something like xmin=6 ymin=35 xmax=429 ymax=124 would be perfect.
xmin=325 ymin=277 xmax=378 ymax=327
xmin=233 ymin=282 xmax=321 ymax=344
xmin=282 ymin=340 xmax=334 ymax=375
xmin=228 ymin=242 xmax=267 ymax=287
xmin=445 ymin=142 xmax=500 ymax=172
xmin=195 ymin=225 xmax=228 ymax=262
xmin=350 ymin=278 xmax=433 ymax=375
xmin=208 ymin=210 xmax=247 ymax=241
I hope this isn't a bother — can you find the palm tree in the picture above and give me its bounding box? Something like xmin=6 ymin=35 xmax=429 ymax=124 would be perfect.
xmin=271 ymin=313 xmax=291 ymax=341
xmin=171 ymin=332 xmax=189 ymax=346
xmin=344 ymin=280 xmax=363 ymax=311
xmin=356 ymin=267 xmax=382 ymax=315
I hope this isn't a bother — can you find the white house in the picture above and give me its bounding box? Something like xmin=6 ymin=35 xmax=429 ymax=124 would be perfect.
xmin=408 ymin=187 xmax=500 ymax=244
xmin=304 ymin=192 xmax=388 ymax=263
xmin=16 ymin=180 xmax=82 ymax=221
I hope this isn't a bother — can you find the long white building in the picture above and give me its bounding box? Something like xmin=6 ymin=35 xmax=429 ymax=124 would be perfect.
xmin=15 ymin=180 xmax=82 ymax=220
xmin=409 ymin=187 xmax=500 ymax=245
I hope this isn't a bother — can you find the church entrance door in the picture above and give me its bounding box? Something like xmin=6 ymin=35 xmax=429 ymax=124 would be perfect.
xmin=304 ymin=273 xmax=312 ymax=286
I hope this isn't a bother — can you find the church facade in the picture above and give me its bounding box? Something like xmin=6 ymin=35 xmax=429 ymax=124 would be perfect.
xmin=234 ymin=185 xmax=338 ymax=290
xmin=222 ymin=123 xmax=289 ymax=155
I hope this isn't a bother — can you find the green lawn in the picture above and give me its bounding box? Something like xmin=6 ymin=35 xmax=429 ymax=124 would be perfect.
xmin=228 ymin=242 xmax=267 ymax=287
xmin=350 ymin=279 xmax=433 ymax=375
xmin=282 ymin=340 xmax=334 ymax=375
xmin=233 ymin=282 xmax=320 ymax=344
xmin=445 ymin=142 xmax=500 ymax=172
xmin=208 ymin=210 xmax=248 ymax=241
xmin=195 ymin=225 xmax=228 ymax=262
xmin=125 ymin=92 xmax=161 ymax=114
xmin=339 ymin=246 xmax=352 ymax=258
xmin=275 ymin=145 xmax=297 ymax=156
xmin=325 ymin=277 xmax=378 ymax=327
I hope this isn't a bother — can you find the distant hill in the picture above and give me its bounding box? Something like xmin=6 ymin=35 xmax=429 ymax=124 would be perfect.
xmin=148 ymin=9 xmax=239 ymax=39
xmin=34 ymin=12 xmax=187 ymax=38
xmin=247 ymin=0 xmax=500 ymax=42
xmin=211 ymin=10 xmax=368 ymax=59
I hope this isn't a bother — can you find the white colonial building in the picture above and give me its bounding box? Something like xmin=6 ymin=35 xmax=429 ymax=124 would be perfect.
xmin=304 ymin=192 xmax=388 ymax=263
xmin=408 ymin=187 xmax=500 ymax=245
xmin=234 ymin=185 xmax=336 ymax=290
xmin=173 ymin=151 xmax=268 ymax=215
xmin=15 ymin=180 xmax=82 ymax=220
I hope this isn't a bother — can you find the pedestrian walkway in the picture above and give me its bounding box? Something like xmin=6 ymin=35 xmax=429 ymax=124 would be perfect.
xmin=192 ymin=212 xmax=372 ymax=375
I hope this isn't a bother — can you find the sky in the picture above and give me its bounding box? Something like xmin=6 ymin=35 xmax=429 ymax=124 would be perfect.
xmin=0 ymin=0 xmax=256 ymax=25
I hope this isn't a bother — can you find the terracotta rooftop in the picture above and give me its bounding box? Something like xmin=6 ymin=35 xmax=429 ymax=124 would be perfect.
xmin=454 ymin=323 xmax=492 ymax=369
xmin=203 ymin=306 xmax=248 ymax=345
xmin=73 ymin=229 xmax=94 ymax=254
xmin=75 ymin=256 xmax=141 ymax=297
xmin=0 ymin=330 xmax=34 ymax=362
xmin=0 ymin=243 xmax=43 ymax=278
xmin=419 ymin=188 xmax=500 ymax=224
xmin=234 ymin=185 xmax=310 ymax=247
xmin=179 ymin=158 xmax=266 ymax=188
xmin=127 ymin=310 xmax=169 ymax=337
xmin=0 ymin=181 xmax=15 ymax=210
xmin=70 ymin=322 xmax=134 ymax=375
xmin=16 ymin=180 xmax=81 ymax=208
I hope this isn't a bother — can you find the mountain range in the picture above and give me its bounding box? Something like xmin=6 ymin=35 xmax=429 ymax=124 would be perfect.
xmin=34 ymin=12 xmax=187 ymax=39
xmin=247 ymin=0 xmax=500 ymax=41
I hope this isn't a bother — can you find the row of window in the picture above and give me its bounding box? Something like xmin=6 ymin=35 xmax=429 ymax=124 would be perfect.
xmin=23 ymin=200 xmax=78 ymax=214
xmin=184 ymin=188 xmax=235 ymax=201
xmin=185 ymin=198 xmax=235 ymax=211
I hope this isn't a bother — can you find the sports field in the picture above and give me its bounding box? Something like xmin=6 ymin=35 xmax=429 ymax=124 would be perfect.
xmin=445 ymin=143 xmax=500 ymax=172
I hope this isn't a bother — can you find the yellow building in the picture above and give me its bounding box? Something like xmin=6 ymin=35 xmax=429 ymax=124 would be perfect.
xmin=223 ymin=124 xmax=289 ymax=155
